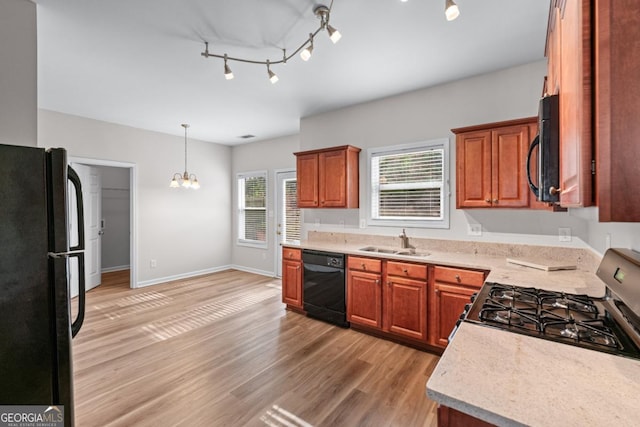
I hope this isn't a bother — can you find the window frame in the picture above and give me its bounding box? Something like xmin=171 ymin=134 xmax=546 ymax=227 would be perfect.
xmin=366 ymin=138 xmax=450 ymax=229
xmin=237 ymin=170 xmax=268 ymax=248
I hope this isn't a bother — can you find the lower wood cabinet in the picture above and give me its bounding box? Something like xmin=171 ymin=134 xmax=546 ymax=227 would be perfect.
xmin=438 ymin=406 xmax=495 ymax=427
xmin=281 ymin=247 xmax=303 ymax=311
xmin=347 ymin=256 xmax=383 ymax=329
xmin=429 ymin=265 xmax=486 ymax=348
xmin=347 ymin=256 xmax=428 ymax=343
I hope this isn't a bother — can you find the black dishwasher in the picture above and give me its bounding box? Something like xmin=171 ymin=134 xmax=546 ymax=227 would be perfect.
xmin=302 ymin=249 xmax=348 ymax=327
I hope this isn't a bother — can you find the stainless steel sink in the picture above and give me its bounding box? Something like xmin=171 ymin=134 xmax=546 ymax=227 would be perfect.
xmin=358 ymin=246 xmax=429 ymax=257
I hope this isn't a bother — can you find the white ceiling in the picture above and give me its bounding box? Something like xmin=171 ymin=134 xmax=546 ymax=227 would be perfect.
xmin=35 ymin=0 xmax=550 ymax=145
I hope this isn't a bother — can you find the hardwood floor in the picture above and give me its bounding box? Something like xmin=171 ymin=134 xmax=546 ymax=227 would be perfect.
xmin=72 ymin=269 xmax=440 ymax=426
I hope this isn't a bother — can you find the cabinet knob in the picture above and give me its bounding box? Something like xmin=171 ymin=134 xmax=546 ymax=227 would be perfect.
xmin=435 ymin=289 xmax=440 ymax=295
xmin=361 ymin=263 xmax=366 ymax=269
xmin=455 ymin=274 xmax=461 ymax=282
xmin=375 ymin=279 xmax=380 ymax=285
xmin=403 ymin=268 xmax=408 ymax=274
xmin=493 ymin=199 xmax=498 ymax=204
xmin=549 ymin=186 xmax=562 ymax=196
xmin=485 ymin=198 xmax=491 ymax=203
xmin=387 ymin=281 xmax=392 ymax=287
xmin=297 ymin=266 xmax=300 ymax=270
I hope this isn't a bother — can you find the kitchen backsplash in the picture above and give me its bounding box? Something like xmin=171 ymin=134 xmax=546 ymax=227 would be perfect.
xmin=307 ymin=231 xmax=601 ymax=272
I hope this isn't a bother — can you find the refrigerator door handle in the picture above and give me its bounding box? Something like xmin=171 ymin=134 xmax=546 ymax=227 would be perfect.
xmin=70 ymin=251 xmax=85 ymax=337
xmin=67 ymin=165 xmax=86 ymax=337
xmin=67 ymin=166 xmax=85 ymax=252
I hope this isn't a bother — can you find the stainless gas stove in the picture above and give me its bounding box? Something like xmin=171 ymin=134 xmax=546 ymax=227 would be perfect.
xmin=462 ymin=248 xmax=640 ymax=360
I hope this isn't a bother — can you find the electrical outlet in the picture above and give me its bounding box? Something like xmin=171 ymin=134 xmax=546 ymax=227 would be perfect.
xmin=468 ymin=223 xmax=482 ymax=236
xmin=558 ymin=227 xmax=572 ymax=242
xmin=359 ymin=219 xmax=366 ymax=229
xmin=150 ymin=259 xmax=157 ymax=268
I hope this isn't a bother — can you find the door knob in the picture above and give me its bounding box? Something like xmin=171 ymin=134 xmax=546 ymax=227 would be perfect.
xmin=98 ymin=230 xmax=104 ymax=236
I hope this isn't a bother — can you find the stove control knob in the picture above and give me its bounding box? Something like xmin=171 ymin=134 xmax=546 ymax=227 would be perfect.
xmin=470 ymin=292 xmax=478 ymax=303
xmin=464 ymin=303 xmax=472 ymax=312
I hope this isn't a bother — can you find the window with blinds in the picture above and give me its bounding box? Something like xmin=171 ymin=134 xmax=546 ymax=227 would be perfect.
xmin=238 ymin=171 xmax=267 ymax=246
xmin=283 ymin=179 xmax=301 ymax=242
xmin=369 ymin=139 xmax=449 ymax=228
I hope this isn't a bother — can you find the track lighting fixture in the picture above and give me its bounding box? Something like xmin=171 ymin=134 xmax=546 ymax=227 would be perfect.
xmin=445 ymin=0 xmax=460 ymax=21
xmin=201 ymin=3 xmax=341 ymax=82
xmin=300 ymin=34 xmax=314 ymax=61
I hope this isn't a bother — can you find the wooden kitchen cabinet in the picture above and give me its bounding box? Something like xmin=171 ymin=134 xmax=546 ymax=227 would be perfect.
xmin=385 ymin=261 xmax=428 ymax=342
xmin=437 ymin=406 xmax=495 ymax=427
xmin=281 ymin=247 xmax=303 ymax=311
xmin=294 ymin=145 xmax=360 ymax=208
xmin=347 ymin=256 xmax=383 ymax=329
xmin=347 ymin=257 xmax=428 ymax=344
xmin=546 ymin=0 xmax=593 ymax=208
xmin=429 ymin=265 xmax=486 ymax=349
xmin=454 ymin=118 xmax=536 ymax=209
xmin=594 ymin=0 xmax=640 ymax=221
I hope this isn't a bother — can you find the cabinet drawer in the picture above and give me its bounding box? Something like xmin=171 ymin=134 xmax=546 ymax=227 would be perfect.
xmin=348 ymin=256 xmax=382 ymax=273
xmin=282 ymin=247 xmax=302 ymax=261
xmin=387 ymin=261 xmax=427 ymax=280
xmin=433 ymin=266 xmax=484 ymax=287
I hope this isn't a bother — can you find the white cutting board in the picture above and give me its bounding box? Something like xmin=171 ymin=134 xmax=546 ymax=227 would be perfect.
xmin=506 ymin=257 xmax=577 ymax=271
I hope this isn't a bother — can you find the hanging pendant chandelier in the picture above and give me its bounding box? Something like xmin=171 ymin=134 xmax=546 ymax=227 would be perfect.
xmin=169 ymin=124 xmax=200 ymax=189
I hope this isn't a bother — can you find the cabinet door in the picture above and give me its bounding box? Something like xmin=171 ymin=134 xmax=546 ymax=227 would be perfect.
xmin=558 ymin=0 xmax=592 ymax=207
xmin=456 ymin=131 xmax=492 ymax=208
xmin=491 ymin=125 xmax=530 ymax=207
xmin=385 ymin=276 xmax=427 ymax=342
xmin=282 ymin=260 xmax=302 ymax=309
xmin=432 ymin=283 xmax=476 ymax=348
xmin=347 ymin=269 xmax=382 ymax=329
xmin=318 ymin=149 xmax=347 ymax=207
xmin=296 ymin=153 xmax=318 ymax=208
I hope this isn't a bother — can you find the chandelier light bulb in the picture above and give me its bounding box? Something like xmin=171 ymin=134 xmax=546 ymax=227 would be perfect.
xmin=445 ymin=0 xmax=460 ymax=21
xmin=169 ymin=124 xmax=200 ymax=189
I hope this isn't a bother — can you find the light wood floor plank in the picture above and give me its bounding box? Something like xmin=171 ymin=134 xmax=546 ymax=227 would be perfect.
xmin=72 ymin=269 xmax=439 ymax=426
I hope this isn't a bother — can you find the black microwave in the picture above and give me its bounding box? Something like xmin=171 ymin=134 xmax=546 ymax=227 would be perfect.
xmin=527 ymin=94 xmax=560 ymax=203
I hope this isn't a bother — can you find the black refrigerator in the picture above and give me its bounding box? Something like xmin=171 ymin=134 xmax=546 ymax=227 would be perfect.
xmin=0 ymin=143 xmax=86 ymax=427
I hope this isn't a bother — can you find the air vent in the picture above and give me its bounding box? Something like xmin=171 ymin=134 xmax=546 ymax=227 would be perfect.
xmin=238 ymin=134 xmax=255 ymax=139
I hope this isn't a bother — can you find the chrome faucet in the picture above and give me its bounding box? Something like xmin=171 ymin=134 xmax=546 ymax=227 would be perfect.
xmin=399 ymin=228 xmax=409 ymax=249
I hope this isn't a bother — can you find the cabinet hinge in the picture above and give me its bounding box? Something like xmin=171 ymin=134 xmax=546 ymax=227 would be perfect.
xmin=591 ymin=159 xmax=596 ymax=175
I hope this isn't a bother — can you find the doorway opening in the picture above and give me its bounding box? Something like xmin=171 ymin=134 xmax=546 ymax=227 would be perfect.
xmin=69 ymin=157 xmax=137 ymax=291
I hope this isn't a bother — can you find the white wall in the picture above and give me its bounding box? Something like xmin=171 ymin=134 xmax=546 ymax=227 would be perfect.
xmin=0 ymin=0 xmax=37 ymax=147
xmin=231 ymin=134 xmax=299 ymax=275
xmin=97 ymin=166 xmax=130 ymax=271
xmin=38 ymin=109 xmax=232 ymax=285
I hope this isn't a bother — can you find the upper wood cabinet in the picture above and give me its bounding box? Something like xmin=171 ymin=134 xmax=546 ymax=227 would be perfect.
xmin=594 ymin=0 xmax=640 ymax=221
xmin=550 ymin=0 xmax=593 ymax=208
xmin=294 ymin=145 xmax=361 ymax=208
xmin=454 ymin=118 xmax=536 ymax=209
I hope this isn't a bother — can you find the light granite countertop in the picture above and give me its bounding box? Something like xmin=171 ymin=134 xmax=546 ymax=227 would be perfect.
xmin=283 ymin=233 xmax=640 ymax=426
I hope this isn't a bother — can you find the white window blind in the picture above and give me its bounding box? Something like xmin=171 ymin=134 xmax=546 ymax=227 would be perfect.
xmin=369 ymin=139 xmax=449 ymax=228
xmin=238 ymin=171 xmax=267 ymax=246
xmin=283 ymin=179 xmax=300 ymax=242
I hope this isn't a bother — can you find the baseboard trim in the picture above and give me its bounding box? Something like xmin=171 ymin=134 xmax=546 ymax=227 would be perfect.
xmin=229 ymin=265 xmax=275 ymax=278
xmin=135 ymin=265 xmax=233 ymax=288
xmin=101 ymin=265 xmax=130 ymax=273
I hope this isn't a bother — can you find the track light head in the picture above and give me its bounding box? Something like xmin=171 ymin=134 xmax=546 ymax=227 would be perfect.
xmin=300 ymin=34 xmax=314 ymax=61
xmin=266 ymin=60 xmax=278 ymax=84
xmin=326 ymin=24 xmax=341 ymax=44
xmin=445 ymin=0 xmax=460 ymax=21
xmin=223 ymin=54 xmax=234 ymax=80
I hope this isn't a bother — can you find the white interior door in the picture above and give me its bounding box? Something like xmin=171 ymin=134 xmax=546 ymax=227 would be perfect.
xmin=72 ymin=163 xmax=102 ymax=291
xmin=275 ymin=171 xmax=299 ymax=277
